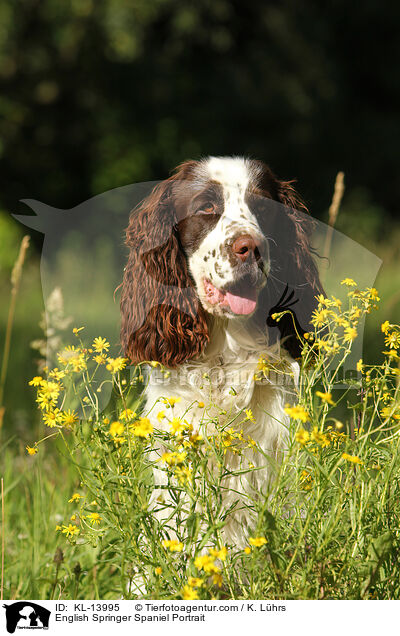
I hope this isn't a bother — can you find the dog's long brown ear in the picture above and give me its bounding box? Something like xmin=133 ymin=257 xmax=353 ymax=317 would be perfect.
xmin=120 ymin=161 xmax=209 ymax=368
xmin=264 ymin=180 xmax=324 ymax=358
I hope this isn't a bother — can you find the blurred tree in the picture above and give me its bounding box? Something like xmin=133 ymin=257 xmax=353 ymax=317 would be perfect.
xmin=0 ymin=0 xmax=399 ymax=233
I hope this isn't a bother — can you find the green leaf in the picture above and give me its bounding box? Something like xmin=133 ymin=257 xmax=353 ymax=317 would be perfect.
xmin=361 ymin=531 xmax=393 ymax=597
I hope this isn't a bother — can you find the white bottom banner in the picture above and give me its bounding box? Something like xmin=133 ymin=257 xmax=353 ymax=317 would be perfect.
xmin=1 ymin=600 xmax=398 ymax=636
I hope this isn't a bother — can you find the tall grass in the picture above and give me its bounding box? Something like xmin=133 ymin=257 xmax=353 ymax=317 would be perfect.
xmin=322 ymin=171 xmax=345 ymax=265
xmin=4 ymin=280 xmax=398 ymax=600
xmin=0 ymin=236 xmax=30 ymax=435
xmin=1 ymin=214 xmax=399 ymax=600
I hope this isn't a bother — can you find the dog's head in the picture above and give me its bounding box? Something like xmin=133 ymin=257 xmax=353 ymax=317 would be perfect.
xmin=120 ymin=156 xmax=323 ymax=366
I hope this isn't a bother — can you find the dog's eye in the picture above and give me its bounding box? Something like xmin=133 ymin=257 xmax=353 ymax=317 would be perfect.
xmin=195 ymin=202 xmax=216 ymax=215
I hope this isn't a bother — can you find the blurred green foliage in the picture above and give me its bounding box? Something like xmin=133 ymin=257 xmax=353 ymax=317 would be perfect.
xmin=0 ymin=0 xmax=399 ymax=215
xmin=0 ymin=214 xmax=22 ymax=270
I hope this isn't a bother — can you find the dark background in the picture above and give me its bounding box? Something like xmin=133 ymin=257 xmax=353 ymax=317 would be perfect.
xmin=0 ymin=0 xmax=399 ymax=432
xmin=1 ymin=0 xmax=399 ymax=225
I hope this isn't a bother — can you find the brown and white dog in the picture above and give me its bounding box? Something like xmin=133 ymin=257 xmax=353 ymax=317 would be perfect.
xmin=120 ymin=156 xmax=322 ymax=545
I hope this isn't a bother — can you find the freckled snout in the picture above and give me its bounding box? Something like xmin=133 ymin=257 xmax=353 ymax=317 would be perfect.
xmin=231 ymin=234 xmax=263 ymax=264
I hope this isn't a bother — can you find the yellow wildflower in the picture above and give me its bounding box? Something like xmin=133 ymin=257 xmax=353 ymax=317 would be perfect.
xmin=247 ymin=436 xmax=256 ymax=448
xmin=198 ymin=401 xmax=205 ymax=408
xmin=383 ymin=349 xmax=400 ymax=361
xmin=367 ymin=287 xmax=380 ymax=301
xmin=182 ymin=585 xmax=199 ymax=600
xmin=43 ymin=408 xmax=63 ymax=428
xmin=344 ymin=326 xmax=357 ymax=342
xmin=48 ymin=368 xmax=65 ymax=381
xmin=73 ymin=327 xmax=84 ymax=335
xmin=57 ymin=346 xmax=87 ymax=372
xmin=163 ymin=396 xmax=182 ymax=408
xmin=257 ymin=356 xmax=269 ymax=373
xmin=161 ymin=451 xmax=186 ymax=466
xmin=300 ymin=470 xmax=313 ymax=491
xmin=194 ymin=554 xmax=221 ymax=574
xmin=39 ymin=380 xmax=62 ymax=400
xmin=213 ymin=573 xmax=223 ymax=587
xmin=26 ymin=445 xmax=38 ymax=456
xmin=155 ymin=567 xmax=162 ymax=576
xmin=157 ymin=410 xmax=166 ymax=422
xmin=249 ymin=536 xmax=267 ymax=547
xmin=316 ymin=294 xmax=331 ymax=306
xmin=132 ymin=417 xmax=153 ymax=438
xmin=331 ymin=296 xmax=342 ymax=308
xmin=162 ymin=539 xmax=184 ymax=552
xmin=93 ymin=354 xmax=107 ymax=365
xmin=316 ymin=391 xmax=336 ymax=406
xmin=62 ymin=409 xmax=78 ymax=428
xmin=174 ymin=466 xmax=192 ymax=484
xmin=185 ymin=432 xmax=203 ymax=447
xmin=311 ymin=308 xmax=330 ymax=328
xmin=170 ymin=417 xmax=185 ymax=435
xmin=284 ymin=404 xmax=310 ymax=423
xmin=341 ymin=278 xmax=357 ymax=286
xmin=109 ymin=421 xmax=125 ymax=437
xmin=87 ymin=512 xmax=101 ymax=525
xmin=342 ymin=453 xmax=363 ymax=465
xmin=188 ymin=577 xmax=204 ymax=588
xmin=61 ymin=524 xmax=80 ymax=537
xmin=209 ymin=546 xmax=227 ymax=561
xmin=295 ymin=428 xmax=310 ymax=445
xmin=311 ymin=427 xmax=330 ymax=447
xmin=68 ymin=493 xmax=83 ymax=503
xmin=385 ymin=332 xmax=400 ymax=349
xmin=36 ymin=393 xmax=57 ymax=411
xmin=380 ymin=406 xmax=400 ymax=421
xmin=119 ymin=408 xmax=136 ymax=421
xmin=357 ymin=359 xmax=364 ymax=373
xmin=245 ymin=409 xmax=255 ymax=422
xmin=381 ymin=320 xmax=391 ymax=334
xmin=106 ymin=357 xmax=127 ymax=373
xmin=333 ymin=315 xmax=349 ymax=327
xmin=29 ymin=376 xmax=43 ymax=386
xmin=349 ymin=307 xmax=361 ymax=321
xmin=92 ymin=337 xmax=110 ymax=352
xmin=244 ymin=546 xmax=251 ymax=554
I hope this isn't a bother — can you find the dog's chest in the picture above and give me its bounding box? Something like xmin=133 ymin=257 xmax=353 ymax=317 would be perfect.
xmin=144 ymin=342 xmax=296 ymax=449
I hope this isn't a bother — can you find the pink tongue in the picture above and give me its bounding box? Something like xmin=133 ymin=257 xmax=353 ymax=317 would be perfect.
xmin=225 ymin=289 xmax=257 ymax=315
xmin=204 ymin=279 xmax=257 ymax=315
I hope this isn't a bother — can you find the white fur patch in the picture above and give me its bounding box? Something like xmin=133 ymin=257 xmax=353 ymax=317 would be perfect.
xmin=187 ymin=157 xmax=267 ymax=317
xmin=144 ymin=319 xmax=298 ymax=547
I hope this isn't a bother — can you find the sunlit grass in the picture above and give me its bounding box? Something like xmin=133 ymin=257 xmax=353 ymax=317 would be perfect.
xmin=2 ymin=281 xmax=399 ymax=600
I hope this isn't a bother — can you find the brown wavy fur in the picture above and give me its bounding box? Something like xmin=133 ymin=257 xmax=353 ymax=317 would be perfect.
xmin=120 ymin=161 xmax=210 ymax=368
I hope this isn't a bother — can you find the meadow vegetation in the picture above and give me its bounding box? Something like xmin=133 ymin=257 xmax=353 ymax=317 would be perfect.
xmin=2 ymin=262 xmax=400 ymax=600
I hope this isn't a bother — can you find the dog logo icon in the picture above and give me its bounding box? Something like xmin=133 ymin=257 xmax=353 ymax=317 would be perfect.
xmin=3 ymin=602 xmax=50 ymax=633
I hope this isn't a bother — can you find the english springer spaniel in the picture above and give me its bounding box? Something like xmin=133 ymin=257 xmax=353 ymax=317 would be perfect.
xmin=120 ymin=156 xmax=322 ymax=545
